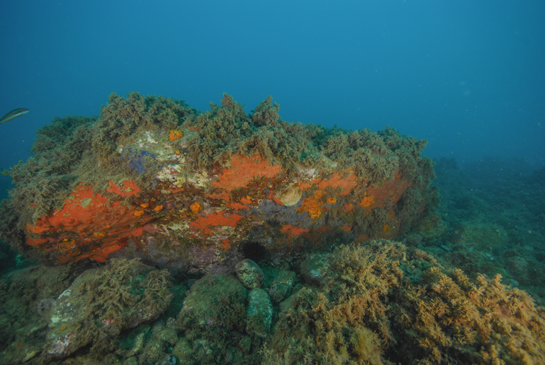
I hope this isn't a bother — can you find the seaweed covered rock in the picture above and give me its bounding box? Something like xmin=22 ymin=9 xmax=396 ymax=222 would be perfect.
xmin=0 ymin=264 xmax=83 ymax=364
xmin=44 ymin=258 xmax=172 ymax=359
xmin=262 ymin=241 xmax=545 ymax=365
xmin=268 ymin=270 xmax=296 ymax=303
xmin=129 ymin=321 xmax=179 ymax=365
xmin=175 ymin=273 xmax=258 ymax=364
xmin=300 ymin=253 xmax=330 ymax=286
xmin=4 ymin=239 xmax=544 ymax=364
xmin=154 ymin=240 xmax=545 ymax=364
xmin=1 ymin=93 xmax=437 ymax=271
xmin=246 ymin=288 xmax=273 ymax=338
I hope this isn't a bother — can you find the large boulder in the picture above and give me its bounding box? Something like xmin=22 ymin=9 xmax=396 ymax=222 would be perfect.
xmin=2 ymin=93 xmax=436 ymax=272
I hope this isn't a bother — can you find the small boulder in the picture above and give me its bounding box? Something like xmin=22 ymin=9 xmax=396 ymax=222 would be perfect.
xmin=300 ymin=253 xmax=330 ymax=286
xmin=246 ymin=288 xmax=273 ymax=338
xmin=235 ymin=259 xmax=264 ymax=289
xmin=269 ymin=270 xmax=296 ymax=303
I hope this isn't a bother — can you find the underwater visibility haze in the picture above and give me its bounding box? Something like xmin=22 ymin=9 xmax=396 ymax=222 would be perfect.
xmin=0 ymin=1 xmax=544 ymax=364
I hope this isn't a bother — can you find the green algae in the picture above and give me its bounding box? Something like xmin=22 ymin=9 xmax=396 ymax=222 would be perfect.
xmin=34 ymin=258 xmax=172 ymax=360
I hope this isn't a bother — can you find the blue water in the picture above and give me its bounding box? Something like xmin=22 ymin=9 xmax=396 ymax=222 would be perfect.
xmin=1 ymin=0 xmax=544 ymax=200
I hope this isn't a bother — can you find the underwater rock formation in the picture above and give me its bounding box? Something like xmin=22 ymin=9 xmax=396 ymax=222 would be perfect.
xmin=175 ymin=273 xmax=252 ymax=364
xmin=268 ymin=269 xmax=296 ymax=303
xmin=0 ymin=92 xmax=437 ymax=272
xmin=44 ymin=258 xmax=171 ymax=358
xmin=246 ymin=288 xmax=273 ymax=338
xmin=0 ymin=258 xmax=172 ymax=363
xmin=1 ymin=239 xmax=544 ymax=364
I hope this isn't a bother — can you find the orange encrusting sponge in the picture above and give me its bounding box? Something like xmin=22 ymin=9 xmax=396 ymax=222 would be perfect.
xmin=106 ymin=179 xmax=141 ymax=197
xmin=298 ymin=190 xmax=325 ymax=219
xmin=298 ymin=171 xmax=358 ymax=195
xmin=189 ymin=211 xmax=242 ymax=237
xmin=169 ymin=129 xmax=183 ymax=141
xmin=26 ymin=183 xmax=152 ymax=263
xmin=212 ymin=154 xmax=282 ymax=191
xmin=365 ymin=171 xmax=408 ymax=209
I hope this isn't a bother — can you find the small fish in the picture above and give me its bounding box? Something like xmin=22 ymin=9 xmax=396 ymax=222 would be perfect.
xmin=0 ymin=108 xmax=29 ymax=124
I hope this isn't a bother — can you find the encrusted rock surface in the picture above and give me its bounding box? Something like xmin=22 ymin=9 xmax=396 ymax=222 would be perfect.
xmin=246 ymin=288 xmax=273 ymax=338
xmin=268 ymin=270 xmax=296 ymax=303
xmin=1 ymin=93 xmax=436 ymax=272
xmin=235 ymin=259 xmax=264 ymax=289
xmin=44 ymin=259 xmax=171 ymax=359
xmin=300 ymin=253 xmax=330 ymax=286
